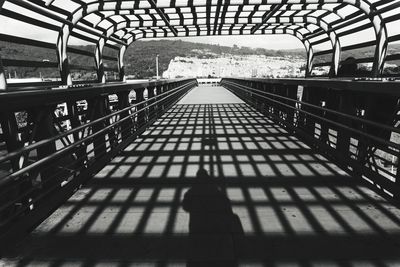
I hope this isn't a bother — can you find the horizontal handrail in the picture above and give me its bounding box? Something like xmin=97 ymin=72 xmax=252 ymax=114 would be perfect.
xmin=222 ymin=80 xmax=400 ymax=151
xmin=0 ymin=81 xmax=195 ymax=187
xmin=224 ymin=77 xmax=400 ymax=96
xmin=0 ymin=79 xmax=197 ymax=165
xmin=0 ymin=78 xmax=196 ymax=109
xmin=0 ymin=85 xmax=185 ymax=208
xmin=222 ymin=80 xmax=400 ymax=136
xmin=221 ymin=77 xmax=400 ymax=200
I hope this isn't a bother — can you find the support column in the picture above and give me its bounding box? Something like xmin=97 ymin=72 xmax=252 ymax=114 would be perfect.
xmin=329 ymin=31 xmax=341 ymax=77
xmin=56 ymin=26 xmax=72 ymax=85
xmin=118 ymin=46 xmax=127 ymax=82
xmin=371 ymin=20 xmax=388 ymax=77
xmin=0 ymin=56 xmax=6 ymax=90
xmin=95 ymin=38 xmax=106 ymax=83
xmin=305 ymin=44 xmax=314 ymax=78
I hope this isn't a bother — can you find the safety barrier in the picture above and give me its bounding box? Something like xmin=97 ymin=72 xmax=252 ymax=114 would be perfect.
xmin=0 ymin=78 xmax=197 ymax=244
xmin=222 ymin=77 xmax=400 ymax=201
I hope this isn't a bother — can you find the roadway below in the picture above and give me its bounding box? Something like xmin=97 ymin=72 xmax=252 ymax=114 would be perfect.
xmin=2 ymin=86 xmax=400 ymax=266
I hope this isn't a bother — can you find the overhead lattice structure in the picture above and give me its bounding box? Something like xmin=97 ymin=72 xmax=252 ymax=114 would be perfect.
xmin=1 ymin=0 xmax=400 ymax=86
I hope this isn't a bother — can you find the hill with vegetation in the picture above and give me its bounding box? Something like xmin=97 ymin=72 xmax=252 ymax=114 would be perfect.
xmin=124 ymin=40 xmax=305 ymax=78
xmin=0 ymin=39 xmax=305 ymax=79
xmin=1 ymin=39 xmax=400 ymax=79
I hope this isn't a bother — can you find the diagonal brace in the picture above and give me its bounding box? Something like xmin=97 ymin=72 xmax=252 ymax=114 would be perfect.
xmin=251 ymin=4 xmax=283 ymax=34
xmin=148 ymin=0 xmax=178 ymax=36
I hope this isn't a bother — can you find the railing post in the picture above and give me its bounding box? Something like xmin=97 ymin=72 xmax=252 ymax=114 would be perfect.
xmin=147 ymin=85 xmax=156 ymax=121
xmin=134 ymin=87 xmax=146 ymax=131
xmin=358 ymin=94 xmax=398 ymax=165
xmin=271 ymin=84 xmax=279 ymax=119
xmin=28 ymin=107 xmax=58 ymax=189
xmin=117 ymin=91 xmax=133 ymax=141
xmin=253 ymin=82 xmax=262 ymax=109
xmin=87 ymin=96 xmax=108 ymax=160
xmin=260 ymin=83 xmax=268 ymax=113
xmin=67 ymin=101 xmax=87 ymax=169
xmin=0 ymin=112 xmax=20 ymax=171
xmin=299 ymin=87 xmax=317 ymax=135
xmin=336 ymin=90 xmax=355 ymax=157
xmin=155 ymin=85 xmax=163 ymax=115
xmin=0 ymin=111 xmax=20 ymax=221
xmin=285 ymin=84 xmax=298 ymax=126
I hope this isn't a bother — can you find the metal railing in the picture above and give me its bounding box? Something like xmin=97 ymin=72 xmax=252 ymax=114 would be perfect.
xmin=221 ymin=77 xmax=400 ymax=201
xmin=0 ymin=78 xmax=197 ymax=244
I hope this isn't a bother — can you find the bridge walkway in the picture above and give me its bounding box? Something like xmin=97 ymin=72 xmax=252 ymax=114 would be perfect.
xmin=2 ymin=86 xmax=400 ymax=266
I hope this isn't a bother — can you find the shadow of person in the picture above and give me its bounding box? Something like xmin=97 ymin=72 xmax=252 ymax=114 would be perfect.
xmin=182 ymin=168 xmax=244 ymax=267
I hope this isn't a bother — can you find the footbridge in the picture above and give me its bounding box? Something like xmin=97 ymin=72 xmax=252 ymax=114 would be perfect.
xmin=1 ymin=0 xmax=400 ymax=266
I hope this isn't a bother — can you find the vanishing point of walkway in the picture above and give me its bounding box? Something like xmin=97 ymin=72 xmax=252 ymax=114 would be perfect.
xmin=2 ymin=86 xmax=400 ymax=266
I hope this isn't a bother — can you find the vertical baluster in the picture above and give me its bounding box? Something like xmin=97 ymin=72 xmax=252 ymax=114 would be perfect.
xmin=134 ymin=87 xmax=146 ymax=132
xmin=28 ymin=107 xmax=58 ymax=191
xmin=87 ymin=96 xmax=108 ymax=160
xmin=147 ymin=85 xmax=156 ymax=122
xmin=67 ymin=101 xmax=87 ymax=169
xmin=117 ymin=91 xmax=133 ymax=142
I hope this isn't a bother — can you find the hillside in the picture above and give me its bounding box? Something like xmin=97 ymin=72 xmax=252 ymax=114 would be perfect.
xmin=1 ymin=39 xmax=400 ymax=79
xmin=124 ymin=40 xmax=306 ymax=78
xmin=0 ymin=39 xmax=306 ymax=79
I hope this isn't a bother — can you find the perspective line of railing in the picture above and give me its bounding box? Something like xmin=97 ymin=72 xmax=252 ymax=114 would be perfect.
xmin=0 ymin=78 xmax=197 ymax=246
xmin=221 ymin=77 xmax=400 ymax=202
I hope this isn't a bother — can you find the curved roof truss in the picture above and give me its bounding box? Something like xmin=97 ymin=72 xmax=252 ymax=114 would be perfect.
xmin=0 ymin=0 xmax=399 ymax=87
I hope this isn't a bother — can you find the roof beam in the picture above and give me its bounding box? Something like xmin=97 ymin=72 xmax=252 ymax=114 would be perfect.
xmin=148 ymin=0 xmax=178 ymax=36
xmin=8 ymin=0 xmax=128 ymax=46
xmin=213 ymin=0 xmax=224 ymax=35
xmin=250 ymin=4 xmax=283 ymax=34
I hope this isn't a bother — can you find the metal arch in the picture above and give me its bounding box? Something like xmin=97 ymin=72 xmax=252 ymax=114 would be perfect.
xmin=88 ymin=3 xmax=345 ymax=32
xmin=79 ymin=4 xmax=346 ymax=44
xmin=95 ymin=13 xmax=337 ymax=82
xmin=113 ymin=22 xmax=319 ymax=80
xmin=91 ymin=8 xmax=343 ymax=80
xmin=116 ymin=24 xmax=316 ymax=81
xmin=124 ymin=24 xmax=314 ymax=74
xmin=269 ymin=16 xmax=341 ymax=77
xmin=50 ymin=0 xmax=381 ymax=84
xmin=94 ymin=7 xmax=345 ymax=44
xmin=90 ymin=7 xmax=343 ymax=66
xmin=86 ymin=3 xmax=347 ymax=42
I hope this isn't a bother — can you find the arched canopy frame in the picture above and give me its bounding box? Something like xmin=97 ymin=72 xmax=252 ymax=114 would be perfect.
xmin=1 ymin=0 xmax=398 ymax=86
xmin=92 ymin=10 xmax=341 ymax=82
